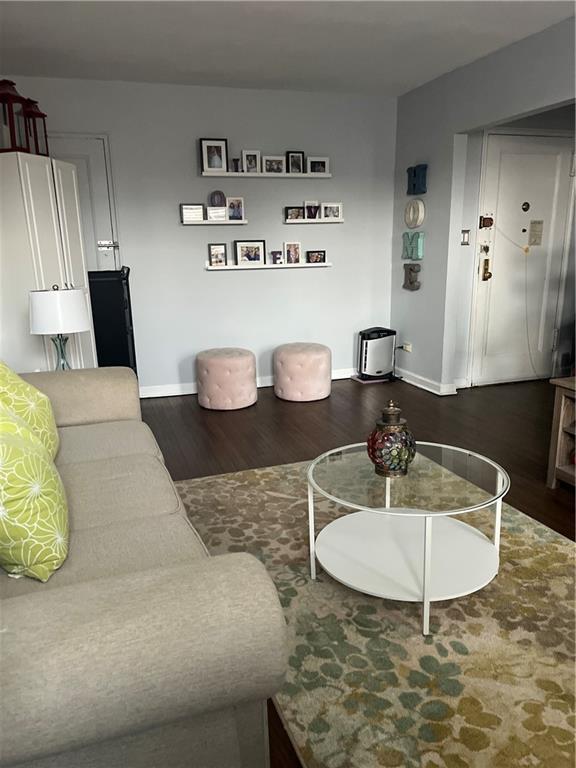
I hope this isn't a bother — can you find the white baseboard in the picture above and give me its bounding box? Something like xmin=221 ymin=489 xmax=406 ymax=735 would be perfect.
xmin=453 ymin=377 xmax=469 ymax=390
xmin=139 ymin=367 xmax=356 ymax=399
xmin=395 ymin=367 xmax=457 ymax=396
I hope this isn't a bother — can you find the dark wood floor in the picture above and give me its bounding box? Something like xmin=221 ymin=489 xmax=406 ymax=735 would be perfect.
xmin=141 ymin=378 xmax=574 ymax=768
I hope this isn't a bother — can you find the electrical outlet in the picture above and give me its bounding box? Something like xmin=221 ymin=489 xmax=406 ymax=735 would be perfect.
xmin=403 ymin=343 xmax=412 ymax=353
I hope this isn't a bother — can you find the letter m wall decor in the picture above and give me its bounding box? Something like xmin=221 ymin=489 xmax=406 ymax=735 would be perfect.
xmin=402 ymin=231 xmax=424 ymax=260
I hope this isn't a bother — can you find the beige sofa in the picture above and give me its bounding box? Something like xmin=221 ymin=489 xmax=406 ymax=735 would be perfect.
xmin=0 ymin=367 xmax=288 ymax=768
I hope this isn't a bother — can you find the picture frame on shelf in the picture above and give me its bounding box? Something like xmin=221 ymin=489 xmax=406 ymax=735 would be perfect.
xmin=208 ymin=243 xmax=228 ymax=267
xmin=180 ymin=204 xmax=205 ymax=223
xmin=200 ymin=138 xmax=229 ymax=173
xmin=322 ymin=202 xmax=343 ymax=221
xmin=286 ymin=151 xmax=305 ymax=174
xmin=206 ymin=206 xmax=227 ymax=221
xmin=307 ymin=156 xmax=330 ymax=174
xmin=242 ymin=150 xmax=261 ymax=173
xmin=270 ymin=250 xmax=284 ymax=265
xmin=304 ymin=200 xmax=320 ymax=219
xmin=227 ymin=196 xmax=244 ymax=220
xmin=235 ymin=239 xmax=266 ymax=265
xmin=306 ymin=250 xmax=326 ymax=264
xmin=285 ymin=206 xmax=305 ymax=220
xmin=263 ymin=155 xmax=286 ymax=174
xmin=284 ymin=241 xmax=301 ymax=264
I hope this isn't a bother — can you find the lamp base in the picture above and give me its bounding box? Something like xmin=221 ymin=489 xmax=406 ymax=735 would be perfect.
xmin=51 ymin=334 xmax=71 ymax=370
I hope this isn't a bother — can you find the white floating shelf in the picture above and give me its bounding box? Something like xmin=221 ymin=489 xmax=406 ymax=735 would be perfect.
xmin=284 ymin=219 xmax=344 ymax=224
xmin=201 ymin=171 xmax=332 ymax=179
xmin=182 ymin=219 xmax=248 ymax=225
xmin=206 ymin=262 xmax=332 ymax=271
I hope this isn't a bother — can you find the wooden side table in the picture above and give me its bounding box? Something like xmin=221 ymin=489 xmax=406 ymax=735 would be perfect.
xmin=547 ymin=377 xmax=576 ymax=488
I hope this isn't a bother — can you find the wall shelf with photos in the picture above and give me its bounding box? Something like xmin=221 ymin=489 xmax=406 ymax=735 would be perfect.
xmin=201 ymin=171 xmax=332 ymax=179
xmin=182 ymin=220 xmax=248 ymax=225
xmin=284 ymin=218 xmax=343 ymax=224
xmin=205 ymin=263 xmax=333 ymax=271
xmin=199 ymin=139 xmax=332 ymax=178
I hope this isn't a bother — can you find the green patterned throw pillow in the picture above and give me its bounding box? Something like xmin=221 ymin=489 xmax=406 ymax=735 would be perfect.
xmin=0 ymin=433 xmax=69 ymax=582
xmin=0 ymin=402 xmax=46 ymax=452
xmin=0 ymin=361 xmax=59 ymax=459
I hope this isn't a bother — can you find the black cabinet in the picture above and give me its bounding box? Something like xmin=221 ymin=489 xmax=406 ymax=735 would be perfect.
xmin=88 ymin=267 xmax=137 ymax=374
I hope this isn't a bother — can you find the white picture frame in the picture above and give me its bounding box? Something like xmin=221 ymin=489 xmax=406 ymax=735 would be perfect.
xmin=242 ymin=150 xmax=261 ymax=173
xmin=262 ymin=155 xmax=286 ymax=174
xmin=321 ymin=202 xmax=343 ymax=221
xmin=307 ymin=157 xmax=330 ymax=175
xmin=226 ymin=196 xmax=245 ymax=221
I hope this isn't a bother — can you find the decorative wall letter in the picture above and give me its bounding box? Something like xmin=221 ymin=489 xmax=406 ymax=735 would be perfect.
xmin=402 ymin=231 xmax=424 ymax=260
xmin=403 ymin=263 xmax=421 ymax=291
xmin=406 ymin=164 xmax=428 ymax=195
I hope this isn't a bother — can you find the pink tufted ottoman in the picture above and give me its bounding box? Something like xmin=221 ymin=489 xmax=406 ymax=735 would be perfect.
xmin=273 ymin=342 xmax=332 ymax=402
xmin=196 ymin=348 xmax=257 ymax=410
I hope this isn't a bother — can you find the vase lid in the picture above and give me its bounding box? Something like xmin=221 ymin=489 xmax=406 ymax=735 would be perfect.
xmin=378 ymin=400 xmax=406 ymax=426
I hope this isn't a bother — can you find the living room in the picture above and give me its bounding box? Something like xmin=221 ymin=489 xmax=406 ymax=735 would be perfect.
xmin=0 ymin=3 xmax=574 ymax=768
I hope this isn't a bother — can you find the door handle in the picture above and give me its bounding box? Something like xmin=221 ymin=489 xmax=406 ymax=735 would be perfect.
xmin=482 ymin=258 xmax=493 ymax=281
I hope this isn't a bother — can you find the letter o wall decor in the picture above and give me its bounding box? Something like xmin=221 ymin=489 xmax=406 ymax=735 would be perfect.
xmin=404 ymin=198 xmax=425 ymax=229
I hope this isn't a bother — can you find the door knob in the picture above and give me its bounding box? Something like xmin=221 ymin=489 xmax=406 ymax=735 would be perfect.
xmin=482 ymin=258 xmax=493 ymax=281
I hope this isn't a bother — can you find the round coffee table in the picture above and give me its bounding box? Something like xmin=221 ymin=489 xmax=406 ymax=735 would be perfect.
xmin=307 ymin=442 xmax=510 ymax=635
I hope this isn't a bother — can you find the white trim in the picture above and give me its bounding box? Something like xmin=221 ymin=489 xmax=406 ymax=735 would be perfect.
xmin=395 ymin=367 xmax=457 ymax=396
xmin=453 ymin=377 xmax=468 ymax=390
xmin=139 ymin=367 xmax=356 ymax=399
xmin=487 ymin=127 xmax=574 ymax=138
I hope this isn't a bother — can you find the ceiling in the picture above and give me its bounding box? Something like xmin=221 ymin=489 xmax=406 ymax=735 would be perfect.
xmin=0 ymin=2 xmax=573 ymax=96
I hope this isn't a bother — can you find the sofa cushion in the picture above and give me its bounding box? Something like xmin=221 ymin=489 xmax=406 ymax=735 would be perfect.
xmin=0 ymin=433 xmax=69 ymax=582
xmin=56 ymin=421 xmax=162 ymax=466
xmin=0 ymin=513 xmax=208 ymax=598
xmin=0 ymin=361 xmax=59 ymax=459
xmin=60 ymin=454 xmax=183 ymax=531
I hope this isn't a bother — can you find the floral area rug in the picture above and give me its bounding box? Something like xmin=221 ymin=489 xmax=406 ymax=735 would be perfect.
xmin=175 ymin=461 xmax=575 ymax=768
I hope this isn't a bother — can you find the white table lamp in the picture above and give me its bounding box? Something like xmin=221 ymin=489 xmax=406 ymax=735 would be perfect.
xmin=30 ymin=286 xmax=91 ymax=370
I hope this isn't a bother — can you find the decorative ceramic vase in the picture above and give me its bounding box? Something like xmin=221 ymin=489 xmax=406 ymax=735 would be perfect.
xmin=367 ymin=400 xmax=416 ymax=477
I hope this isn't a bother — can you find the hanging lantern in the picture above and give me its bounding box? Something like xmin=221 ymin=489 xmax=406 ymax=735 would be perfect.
xmin=23 ymin=99 xmax=49 ymax=156
xmin=0 ymin=80 xmax=29 ymax=153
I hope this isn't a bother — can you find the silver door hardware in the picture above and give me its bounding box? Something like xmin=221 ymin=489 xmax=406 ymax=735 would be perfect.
xmin=482 ymin=259 xmax=493 ymax=281
xmin=552 ymin=328 xmax=559 ymax=351
xmin=97 ymin=240 xmax=120 ymax=250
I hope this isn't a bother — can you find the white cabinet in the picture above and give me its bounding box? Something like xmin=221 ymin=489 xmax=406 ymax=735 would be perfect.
xmin=0 ymin=152 xmax=97 ymax=372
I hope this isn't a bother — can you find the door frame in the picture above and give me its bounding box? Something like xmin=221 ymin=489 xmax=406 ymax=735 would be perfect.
xmin=465 ymin=129 xmax=575 ymax=388
xmin=47 ymin=132 xmax=121 ymax=269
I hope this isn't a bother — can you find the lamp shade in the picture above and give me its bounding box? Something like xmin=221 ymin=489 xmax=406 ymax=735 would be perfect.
xmin=30 ymin=288 xmax=91 ymax=335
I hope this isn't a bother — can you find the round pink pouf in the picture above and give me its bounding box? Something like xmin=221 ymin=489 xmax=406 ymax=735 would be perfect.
xmin=196 ymin=348 xmax=257 ymax=410
xmin=273 ymin=342 xmax=332 ymax=402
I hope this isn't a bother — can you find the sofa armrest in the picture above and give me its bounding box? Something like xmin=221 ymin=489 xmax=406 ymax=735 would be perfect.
xmin=0 ymin=553 xmax=288 ymax=766
xmin=20 ymin=367 xmax=141 ymax=427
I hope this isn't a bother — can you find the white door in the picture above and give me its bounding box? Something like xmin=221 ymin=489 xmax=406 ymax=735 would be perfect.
xmin=51 ymin=160 xmax=98 ymax=369
xmin=471 ymin=134 xmax=574 ymax=386
xmin=48 ymin=135 xmax=120 ymax=271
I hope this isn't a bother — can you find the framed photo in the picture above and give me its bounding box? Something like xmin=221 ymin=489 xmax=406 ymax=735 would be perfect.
xmin=262 ymin=155 xmax=286 ymax=174
xmin=307 ymin=156 xmax=330 ymax=175
xmin=180 ymin=204 xmax=204 ymax=224
xmin=306 ymin=250 xmax=326 ymax=264
xmin=242 ymin=150 xmax=260 ymax=173
xmin=270 ymin=250 xmax=284 ymax=265
xmin=199 ymin=138 xmax=228 ymax=173
xmin=286 ymin=151 xmax=305 ymax=174
xmin=206 ymin=206 xmax=227 ymax=221
xmin=208 ymin=243 xmax=227 ymax=267
xmin=285 ymin=206 xmax=305 ymax=221
xmin=322 ymin=202 xmax=343 ymax=221
xmin=304 ymin=200 xmax=320 ymax=220
xmin=235 ymin=240 xmax=266 ymax=265
xmin=284 ymin=241 xmax=301 ymax=264
xmin=227 ymin=196 xmax=244 ymax=221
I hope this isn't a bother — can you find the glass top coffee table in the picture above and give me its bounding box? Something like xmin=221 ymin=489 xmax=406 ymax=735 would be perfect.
xmin=307 ymin=442 xmax=510 ymax=634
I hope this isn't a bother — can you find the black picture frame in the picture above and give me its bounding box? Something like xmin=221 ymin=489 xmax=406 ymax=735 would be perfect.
xmin=234 ymin=240 xmax=266 ymax=266
xmin=199 ymin=138 xmax=229 ymax=173
xmin=306 ymin=250 xmax=326 ymax=264
xmin=285 ymin=206 xmax=305 ymax=221
xmin=208 ymin=243 xmax=228 ymax=267
xmin=286 ymin=151 xmax=305 ymax=174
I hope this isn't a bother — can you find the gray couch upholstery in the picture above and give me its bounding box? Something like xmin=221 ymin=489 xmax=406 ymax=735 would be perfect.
xmin=0 ymin=368 xmax=288 ymax=768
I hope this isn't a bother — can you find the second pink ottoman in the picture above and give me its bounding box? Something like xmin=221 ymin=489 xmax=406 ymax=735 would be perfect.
xmin=273 ymin=342 xmax=331 ymax=402
xmin=196 ymin=348 xmax=257 ymax=410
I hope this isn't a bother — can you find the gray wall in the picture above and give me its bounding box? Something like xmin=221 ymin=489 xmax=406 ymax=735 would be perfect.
xmin=391 ymin=19 xmax=575 ymax=392
xmin=11 ymin=76 xmax=396 ymax=394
